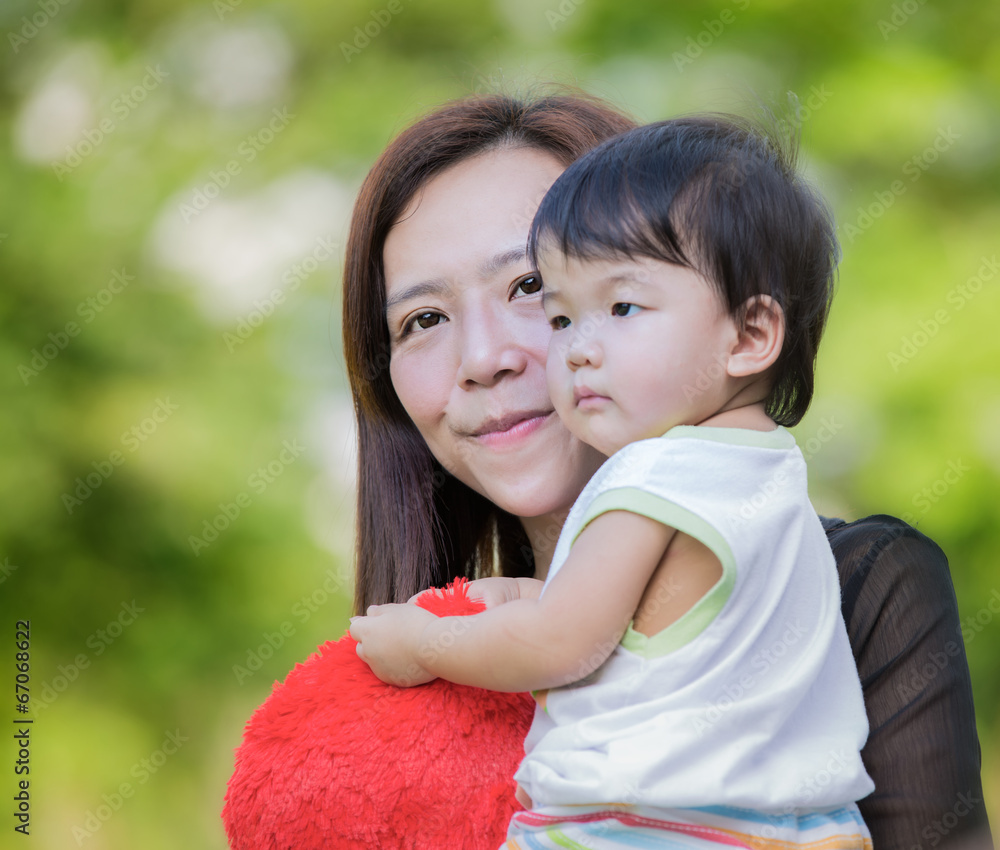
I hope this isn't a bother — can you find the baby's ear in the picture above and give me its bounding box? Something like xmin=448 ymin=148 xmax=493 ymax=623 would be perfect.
xmin=727 ymin=295 xmax=785 ymax=378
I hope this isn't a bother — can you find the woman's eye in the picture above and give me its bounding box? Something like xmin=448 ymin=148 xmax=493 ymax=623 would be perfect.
xmin=550 ymin=316 xmax=571 ymax=330
xmin=612 ymin=303 xmax=640 ymax=317
xmin=513 ymin=274 xmax=542 ymax=297
xmin=405 ymin=311 xmax=444 ymax=333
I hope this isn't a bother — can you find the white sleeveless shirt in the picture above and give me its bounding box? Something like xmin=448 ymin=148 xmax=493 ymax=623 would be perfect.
xmin=514 ymin=425 xmax=875 ymax=813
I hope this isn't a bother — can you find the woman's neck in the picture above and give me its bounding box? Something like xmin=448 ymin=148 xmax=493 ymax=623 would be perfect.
xmin=520 ymin=509 xmax=570 ymax=581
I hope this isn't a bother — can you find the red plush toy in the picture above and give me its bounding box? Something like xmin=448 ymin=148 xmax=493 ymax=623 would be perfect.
xmin=223 ymin=579 xmax=534 ymax=849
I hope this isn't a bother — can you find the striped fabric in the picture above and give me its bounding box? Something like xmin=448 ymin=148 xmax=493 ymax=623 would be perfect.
xmin=503 ymin=804 xmax=873 ymax=850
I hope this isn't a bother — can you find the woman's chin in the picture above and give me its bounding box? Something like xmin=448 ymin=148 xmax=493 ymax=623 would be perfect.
xmin=469 ymin=438 xmax=605 ymax=520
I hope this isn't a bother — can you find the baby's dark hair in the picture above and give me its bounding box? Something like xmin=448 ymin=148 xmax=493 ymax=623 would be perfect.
xmin=527 ymin=114 xmax=838 ymax=427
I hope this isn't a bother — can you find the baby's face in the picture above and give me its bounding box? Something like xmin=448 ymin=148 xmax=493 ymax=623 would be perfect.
xmin=539 ymin=252 xmax=741 ymax=456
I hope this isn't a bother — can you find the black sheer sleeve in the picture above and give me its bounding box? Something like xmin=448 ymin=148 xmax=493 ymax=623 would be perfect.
xmin=823 ymin=514 xmax=992 ymax=849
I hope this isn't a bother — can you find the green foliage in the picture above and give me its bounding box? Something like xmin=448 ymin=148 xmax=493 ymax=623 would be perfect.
xmin=1 ymin=0 xmax=997 ymax=845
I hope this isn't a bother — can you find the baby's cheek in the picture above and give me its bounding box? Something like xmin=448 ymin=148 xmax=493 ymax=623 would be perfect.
xmin=545 ymin=351 xmax=570 ymax=409
xmin=548 ymin=385 xmax=573 ymax=424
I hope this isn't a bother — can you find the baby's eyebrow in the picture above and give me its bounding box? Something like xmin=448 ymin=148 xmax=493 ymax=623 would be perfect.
xmin=605 ymin=270 xmax=651 ymax=288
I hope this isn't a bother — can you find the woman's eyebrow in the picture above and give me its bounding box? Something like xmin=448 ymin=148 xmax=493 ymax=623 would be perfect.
xmin=385 ymin=247 xmax=527 ymax=314
xmin=385 ymin=279 xmax=449 ymax=314
xmin=478 ymin=246 xmax=528 ymax=279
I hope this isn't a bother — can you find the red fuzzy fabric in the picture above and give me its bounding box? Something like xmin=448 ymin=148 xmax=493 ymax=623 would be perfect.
xmin=223 ymin=578 xmax=534 ymax=849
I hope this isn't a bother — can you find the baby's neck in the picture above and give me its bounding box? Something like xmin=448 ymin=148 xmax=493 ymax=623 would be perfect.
xmin=697 ymin=403 xmax=776 ymax=432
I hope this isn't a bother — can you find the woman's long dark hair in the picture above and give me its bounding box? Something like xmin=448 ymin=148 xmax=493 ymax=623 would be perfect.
xmin=343 ymin=91 xmax=637 ymax=613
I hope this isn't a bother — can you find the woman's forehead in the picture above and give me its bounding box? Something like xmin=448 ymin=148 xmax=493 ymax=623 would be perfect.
xmin=384 ymin=147 xmax=565 ymax=291
xmin=430 ymin=144 xmax=563 ymax=198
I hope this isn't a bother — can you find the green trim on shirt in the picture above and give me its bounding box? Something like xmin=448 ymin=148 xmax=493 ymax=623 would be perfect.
xmin=660 ymin=424 xmax=794 ymax=450
xmin=573 ymin=487 xmax=736 ymax=659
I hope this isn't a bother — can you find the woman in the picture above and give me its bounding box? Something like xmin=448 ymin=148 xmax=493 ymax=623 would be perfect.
xmin=248 ymin=91 xmax=992 ymax=848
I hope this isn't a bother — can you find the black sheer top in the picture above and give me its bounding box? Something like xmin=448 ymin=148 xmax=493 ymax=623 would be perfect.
xmin=824 ymin=515 xmax=992 ymax=848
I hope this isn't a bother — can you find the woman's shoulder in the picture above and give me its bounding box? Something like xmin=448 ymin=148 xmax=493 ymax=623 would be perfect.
xmin=820 ymin=513 xmax=952 ymax=630
xmin=821 ymin=514 xmax=992 ymax=848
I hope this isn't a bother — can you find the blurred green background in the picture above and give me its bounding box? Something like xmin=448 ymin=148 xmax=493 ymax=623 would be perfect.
xmin=0 ymin=0 xmax=997 ymax=846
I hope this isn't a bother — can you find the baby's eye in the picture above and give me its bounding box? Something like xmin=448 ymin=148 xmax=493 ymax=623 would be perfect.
xmin=611 ymin=303 xmax=641 ymax=317
xmin=550 ymin=315 xmax=571 ymax=330
xmin=513 ymin=274 xmax=542 ymax=297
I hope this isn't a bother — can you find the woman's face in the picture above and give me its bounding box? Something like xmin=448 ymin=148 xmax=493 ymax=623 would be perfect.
xmin=384 ymin=146 xmax=605 ymax=520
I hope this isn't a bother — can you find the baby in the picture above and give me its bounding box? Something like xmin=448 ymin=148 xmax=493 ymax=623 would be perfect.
xmin=351 ymin=115 xmax=874 ymax=848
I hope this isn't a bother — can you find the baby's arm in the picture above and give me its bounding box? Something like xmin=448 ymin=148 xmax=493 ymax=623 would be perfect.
xmin=350 ymin=511 xmax=674 ymax=691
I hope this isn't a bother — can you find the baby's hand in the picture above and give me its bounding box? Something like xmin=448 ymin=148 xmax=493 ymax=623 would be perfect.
xmin=465 ymin=577 xmax=521 ymax=608
xmin=349 ymin=603 xmax=437 ymax=687
xmin=406 ymin=577 xmax=543 ymax=609
xmin=466 ymin=577 xmax=544 ymax=608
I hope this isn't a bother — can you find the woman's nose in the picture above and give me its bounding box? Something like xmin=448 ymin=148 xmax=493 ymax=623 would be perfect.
xmin=455 ymin=307 xmax=531 ymax=387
